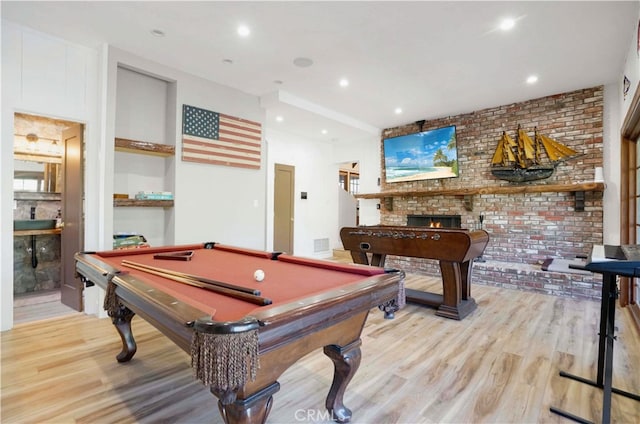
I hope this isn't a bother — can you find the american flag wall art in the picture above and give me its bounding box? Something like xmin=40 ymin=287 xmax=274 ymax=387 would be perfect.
xmin=182 ymin=105 xmax=262 ymax=169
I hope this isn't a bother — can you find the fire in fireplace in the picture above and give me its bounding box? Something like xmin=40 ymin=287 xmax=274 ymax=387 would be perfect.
xmin=407 ymin=214 xmax=462 ymax=229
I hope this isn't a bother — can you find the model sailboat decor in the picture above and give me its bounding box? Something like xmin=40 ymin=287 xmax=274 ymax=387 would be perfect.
xmin=491 ymin=125 xmax=580 ymax=182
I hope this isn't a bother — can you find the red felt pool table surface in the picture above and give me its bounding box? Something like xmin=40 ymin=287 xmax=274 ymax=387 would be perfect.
xmin=91 ymin=243 xmax=385 ymax=322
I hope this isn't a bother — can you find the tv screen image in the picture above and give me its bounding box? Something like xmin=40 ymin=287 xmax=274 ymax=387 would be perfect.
xmin=383 ymin=125 xmax=458 ymax=183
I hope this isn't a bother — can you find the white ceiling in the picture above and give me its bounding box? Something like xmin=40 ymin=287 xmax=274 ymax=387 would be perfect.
xmin=2 ymin=1 xmax=638 ymax=143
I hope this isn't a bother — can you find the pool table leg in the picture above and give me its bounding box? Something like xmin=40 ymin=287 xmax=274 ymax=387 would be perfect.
xmin=213 ymin=382 xmax=280 ymax=424
xmin=110 ymin=305 xmax=137 ymax=363
xmin=378 ymin=298 xmax=401 ymax=319
xmin=324 ymin=340 xmax=362 ymax=423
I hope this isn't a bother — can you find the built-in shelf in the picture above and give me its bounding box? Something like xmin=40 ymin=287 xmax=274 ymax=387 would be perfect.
xmin=113 ymin=137 xmax=174 ymax=208
xmin=356 ymin=182 xmax=605 ymax=212
xmin=114 ymin=199 xmax=174 ymax=208
xmin=14 ymin=228 xmax=62 ymax=236
xmin=114 ymin=137 xmax=175 ymax=157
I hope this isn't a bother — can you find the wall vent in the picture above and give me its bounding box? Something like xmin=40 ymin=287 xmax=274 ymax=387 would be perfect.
xmin=314 ymin=238 xmax=330 ymax=253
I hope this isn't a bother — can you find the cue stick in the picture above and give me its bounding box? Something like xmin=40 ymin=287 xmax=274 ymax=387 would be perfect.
xmin=120 ymin=259 xmax=261 ymax=295
xmin=121 ymin=261 xmax=272 ymax=306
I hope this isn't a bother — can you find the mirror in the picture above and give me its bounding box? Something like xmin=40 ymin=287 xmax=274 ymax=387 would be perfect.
xmin=14 ymin=159 xmax=61 ymax=193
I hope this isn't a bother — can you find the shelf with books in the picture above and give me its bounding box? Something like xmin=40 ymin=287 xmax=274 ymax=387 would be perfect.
xmin=113 ymin=198 xmax=174 ymax=208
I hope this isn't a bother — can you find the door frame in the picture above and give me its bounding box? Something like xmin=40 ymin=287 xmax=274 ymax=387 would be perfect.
xmin=11 ymin=113 xmax=85 ymax=315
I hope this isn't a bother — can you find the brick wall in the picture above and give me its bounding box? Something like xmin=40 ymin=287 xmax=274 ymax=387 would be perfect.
xmin=378 ymin=86 xmax=603 ymax=299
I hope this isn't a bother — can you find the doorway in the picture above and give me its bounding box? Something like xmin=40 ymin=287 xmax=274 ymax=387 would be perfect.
xmin=12 ymin=113 xmax=85 ymax=323
xmin=338 ymin=161 xmax=360 ymax=225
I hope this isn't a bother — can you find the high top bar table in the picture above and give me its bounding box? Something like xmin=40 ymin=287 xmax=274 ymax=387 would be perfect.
xmin=550 ymin=246 xmax=640 ymax=424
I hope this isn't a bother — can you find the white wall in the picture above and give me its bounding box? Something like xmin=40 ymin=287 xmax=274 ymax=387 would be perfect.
xmin=608 ymin=4 xmax=640 ymax=245
xmin=113 ymin=67 xmax=172 ymax=247
xmin=265 ymin=129 xmax=339 ymax=258
xmin=103 ymin=47 xmax=268 ymax=251
xmin=338 ymin=187 xmax=357 ymax=229
xmin=621 ymin=5 xmax=640 ymax=121
xmin=602 ymin=83 xmax=622 ymax=245
xmin=264 ymin=131 xmax=381 ymax=257
xmin=333 ymin=135 xmax=381 ymax=229
xmin=170 ymin=66 xmax=266 ymax=249
xmin=115 ymin=67 xmax=169 ymax=144
xmin=1 ymin=22 xmax=100 ymax=331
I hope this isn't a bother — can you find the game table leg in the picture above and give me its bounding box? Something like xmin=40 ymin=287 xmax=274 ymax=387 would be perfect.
xmin=435 ymin=260 xmax=477 ymax=320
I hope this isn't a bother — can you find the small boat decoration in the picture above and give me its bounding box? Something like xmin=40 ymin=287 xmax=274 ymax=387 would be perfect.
xmin=491 ymin=125 xmax=580 ymax=182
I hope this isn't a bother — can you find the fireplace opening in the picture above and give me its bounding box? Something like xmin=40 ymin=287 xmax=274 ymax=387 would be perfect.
xmin=407 ymin=214 xmax=462 ymax=229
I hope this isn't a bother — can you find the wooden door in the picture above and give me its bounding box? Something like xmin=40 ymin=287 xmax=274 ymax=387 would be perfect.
xmin=60 ymin=124 xmax=84 ymax=310
xmin=274 ymin=164 xmax=294 ymax=254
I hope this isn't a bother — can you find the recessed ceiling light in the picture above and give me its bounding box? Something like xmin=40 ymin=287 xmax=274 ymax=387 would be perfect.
xmin=394 ymin=107 xmax=403 ymax=114
xmin=237 ymin=25 xmax=250 ymax=37
xmin=339 ymin=78 xmax=349 ymax=87
xmin=150 ymin=29 xmax=165 ymax=37
xmin=293 ymin=57 xmax=314 ymax=68
xmin=499 ymin=18 xmax=516 ymax=31
xmin=321 ymin=129 xmax=328 ymax=135
xmin=526 ymin=75 xmax=538 ymax=84
xmin=275 ymin=115 xmax=284 ymax=122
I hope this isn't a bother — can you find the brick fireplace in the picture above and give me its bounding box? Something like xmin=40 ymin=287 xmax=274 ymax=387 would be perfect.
xmin=376 ymin=86 xmax=603 ymax=300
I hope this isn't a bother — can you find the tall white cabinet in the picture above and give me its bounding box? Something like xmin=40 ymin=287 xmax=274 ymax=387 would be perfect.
xmin=113 ymin=66 xmax=177 ymax=247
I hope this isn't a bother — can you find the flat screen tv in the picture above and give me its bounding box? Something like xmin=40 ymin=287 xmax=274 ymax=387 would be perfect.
xmin=383 ymin=125 xmax=458 ymax=183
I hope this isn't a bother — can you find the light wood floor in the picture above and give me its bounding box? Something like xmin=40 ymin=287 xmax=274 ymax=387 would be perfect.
xmin=2 ymin=273 xmax=639 ymax=423
xmin=13 ymin=289 xmax=80 ymax=325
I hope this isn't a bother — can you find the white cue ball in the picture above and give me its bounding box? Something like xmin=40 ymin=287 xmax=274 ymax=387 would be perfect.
xmin=254 ymin=269 xmax=265 ymax=282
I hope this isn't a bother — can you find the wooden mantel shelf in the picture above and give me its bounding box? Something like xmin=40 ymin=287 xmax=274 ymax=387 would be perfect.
xmin=355 ymin=182 xmax=605 ymax=212
xmin=355 ymin=182 xmax=604 ymax=199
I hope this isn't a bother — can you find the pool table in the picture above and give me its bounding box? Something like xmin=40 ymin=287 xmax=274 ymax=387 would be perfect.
xmin=75 ymin=242 xmax=404 ymax=424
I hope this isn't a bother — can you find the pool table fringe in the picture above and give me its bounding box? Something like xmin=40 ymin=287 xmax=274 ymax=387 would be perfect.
xmin=397 ymin=276 xmax=406 ymax=308
xmin=103 ymin=273 xmax=119 ymax=316
xmin=191 ymin=329 xmax=259 ymax=390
